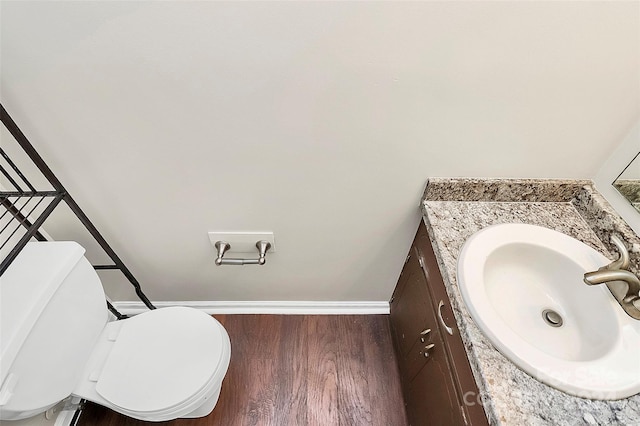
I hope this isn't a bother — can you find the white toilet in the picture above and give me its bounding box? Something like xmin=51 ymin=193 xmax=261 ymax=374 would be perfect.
xmin=0 ymin=241 xmax=231 ymax=422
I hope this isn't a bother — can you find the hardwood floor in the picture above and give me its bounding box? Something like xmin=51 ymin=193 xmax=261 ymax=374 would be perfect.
xmin=78 ymin=315 xmax=408 ymax=426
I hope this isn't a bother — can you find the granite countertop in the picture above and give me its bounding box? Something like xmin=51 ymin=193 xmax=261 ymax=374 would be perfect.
xmin=421 ymin=178 xmax=640 ymax=426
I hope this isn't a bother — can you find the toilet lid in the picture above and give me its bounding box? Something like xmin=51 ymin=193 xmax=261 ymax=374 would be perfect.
xmin=95 ymin=307 xmax=228 ymax=413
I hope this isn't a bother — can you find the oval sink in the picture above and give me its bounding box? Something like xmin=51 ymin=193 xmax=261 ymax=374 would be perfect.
xmin=458 ymin=223 xmax=640 ymax=400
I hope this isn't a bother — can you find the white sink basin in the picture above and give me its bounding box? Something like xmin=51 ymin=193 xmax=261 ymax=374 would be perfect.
xmin=458 ymin=223 xmax=640 ymax=400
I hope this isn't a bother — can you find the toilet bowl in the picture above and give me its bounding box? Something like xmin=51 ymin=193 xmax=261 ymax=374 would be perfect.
xmin=0 ymin=242 xmax=231 ymax=422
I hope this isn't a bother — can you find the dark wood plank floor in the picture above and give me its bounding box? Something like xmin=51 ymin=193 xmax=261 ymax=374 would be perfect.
xmin=78 ymin=315 xmax=408 ymax=426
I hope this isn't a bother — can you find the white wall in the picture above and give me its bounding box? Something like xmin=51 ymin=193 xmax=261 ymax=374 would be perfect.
xmin=1 ymin=1 xmax=638 ymax=302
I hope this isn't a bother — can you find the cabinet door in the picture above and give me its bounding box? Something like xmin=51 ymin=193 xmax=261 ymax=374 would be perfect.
xmin=389 ymin=247 xmax=432 ymax=358
xmin=390 ymin=244 xmax=465 ymax=426
xmin=390 ymin=223 xmax=489 ymax=426
xmin=406 ymin=333 xmax=465 ymax=426
xmin=415 ymin=223 xmax=489 ymax=426
xmin=405 ymin=332 xmax=433 ymax=381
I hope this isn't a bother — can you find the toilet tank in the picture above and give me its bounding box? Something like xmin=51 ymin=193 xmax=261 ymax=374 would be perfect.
xmin=0 ymin=242 xmax=109 ymax=420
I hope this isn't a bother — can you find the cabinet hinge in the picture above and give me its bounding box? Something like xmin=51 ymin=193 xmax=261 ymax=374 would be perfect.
xmin=418 ymin=256 xmax=424 ymax=268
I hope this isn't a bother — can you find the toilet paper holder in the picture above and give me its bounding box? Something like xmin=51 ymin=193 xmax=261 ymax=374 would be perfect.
xmin=214 ymin=240 xmax=271 ymax=266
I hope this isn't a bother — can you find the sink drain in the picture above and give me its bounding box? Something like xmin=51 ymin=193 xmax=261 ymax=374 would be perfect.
xmin=542 ymin=309 xmax=563 ymax=327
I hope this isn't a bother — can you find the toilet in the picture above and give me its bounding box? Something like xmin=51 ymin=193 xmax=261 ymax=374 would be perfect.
xmin=0 ymin=241 xmax=231 ymax=422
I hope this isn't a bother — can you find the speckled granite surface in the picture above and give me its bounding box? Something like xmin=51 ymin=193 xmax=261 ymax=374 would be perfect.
xmin=614 ymin=180 xmax=640 ymax=203
xmin=424 ymin=178 xmax=592 ymax=203
xmin=421 ymin=178 xmax=640 ymax=426
xmin=615 ymin=178 xmax=640 ymax=212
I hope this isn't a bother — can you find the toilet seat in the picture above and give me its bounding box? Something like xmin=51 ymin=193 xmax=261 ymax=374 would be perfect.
xmin=74 ymin=306 xmax=231 ymax=420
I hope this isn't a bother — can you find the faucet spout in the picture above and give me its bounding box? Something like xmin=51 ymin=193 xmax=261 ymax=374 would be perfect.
xmin=584 ymin=269 xmax=640 ymax=303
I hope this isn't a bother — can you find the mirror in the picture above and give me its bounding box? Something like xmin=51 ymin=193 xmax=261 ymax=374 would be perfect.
xmin=594 ymin=121 xmax=640 ymax=235
xmin=612 ymin=152 xmax=640 ymax=213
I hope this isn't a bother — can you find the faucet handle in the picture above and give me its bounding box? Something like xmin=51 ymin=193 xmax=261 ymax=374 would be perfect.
xmin=607 ymin=234 xmax=630 ymax=271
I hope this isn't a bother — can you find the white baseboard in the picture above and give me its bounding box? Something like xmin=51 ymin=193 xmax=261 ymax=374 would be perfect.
xmin=113 ymin=300 xmax=390 ymax=316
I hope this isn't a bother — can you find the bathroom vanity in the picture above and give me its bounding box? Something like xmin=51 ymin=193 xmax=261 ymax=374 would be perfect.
xmin=390 ymin=178 xmax=640 ymax=426
xmin=390 ymin=222 xmax=488 ymax=426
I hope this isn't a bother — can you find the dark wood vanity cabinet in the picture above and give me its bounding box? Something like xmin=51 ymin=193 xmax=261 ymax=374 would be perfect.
xmin=390 ymin=222 xmax=488 ymax=426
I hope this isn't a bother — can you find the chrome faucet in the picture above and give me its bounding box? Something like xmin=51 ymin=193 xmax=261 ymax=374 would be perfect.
xmin=584 ymin=234 xmax=640 ymax=319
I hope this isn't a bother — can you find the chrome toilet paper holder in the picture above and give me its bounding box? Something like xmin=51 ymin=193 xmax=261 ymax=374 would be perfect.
xmin=214 ymin=240 xmax=271 ymax=266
